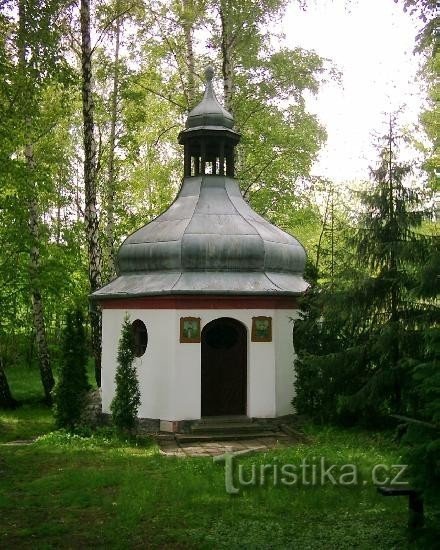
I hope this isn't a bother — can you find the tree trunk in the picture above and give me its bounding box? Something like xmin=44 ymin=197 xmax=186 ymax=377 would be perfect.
xmin=182 ymin=0 xmax=196 ymax=107
xmin=219 ymin=0 xmax=233 ymax=114
xmin=388 ymin=116 xmax=401 ymax=412
xmin=315 ymin=190 xmax=331 ymax=275
xmin=27 ymin=182 xmax=55 ymax=404
xmin=19 ymin=0 xmax=54 ymax=404
xmin=56 ymin=171 xmax=62 ymax=245
xmin=104 ymin=15 xmax=120 ymax=283
xmin=0 ymin=355 xmax=17 ymax=409
xmin=81 ymin=0 xmax=102 ymax=386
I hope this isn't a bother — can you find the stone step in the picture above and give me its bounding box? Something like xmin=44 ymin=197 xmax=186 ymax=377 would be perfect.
xmin=195 ymin=415 xmax=253 ymax=424
xmin=191 ymin=422 xmax=274 ymax=434
xmin=176 ymin=431 xmax=288 ymax=443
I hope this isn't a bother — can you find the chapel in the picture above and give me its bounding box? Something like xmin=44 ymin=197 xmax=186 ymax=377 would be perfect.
xmin=92 ymin=67 xmax=308 ymax=431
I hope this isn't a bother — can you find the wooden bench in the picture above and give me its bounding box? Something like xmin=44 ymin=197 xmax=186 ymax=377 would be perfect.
xmin=377 ymin=486 xmax=424 ymax=528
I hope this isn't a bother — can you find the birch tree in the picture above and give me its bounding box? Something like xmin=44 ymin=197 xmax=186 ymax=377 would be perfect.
xmin=103 ymin=14 xmax=121 ymax=282
xmin=218 ymin=0 xmax=234 ymax=112
xmin=181 ymin=0 xmax=197 ymax=107
xmin=16 ymin=0 xmax=57 ymax=403
xmin=80 ymin=0 xmax=103 ymax=386
xmin=209 ymin=0 xmax=329 ymax=236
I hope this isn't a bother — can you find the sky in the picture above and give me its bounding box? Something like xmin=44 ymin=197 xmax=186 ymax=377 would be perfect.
xmin=280 ymin=0 xmax=425 ymax=183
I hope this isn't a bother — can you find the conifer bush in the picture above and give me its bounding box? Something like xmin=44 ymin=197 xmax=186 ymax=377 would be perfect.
xmin=54 ymin=310 xmax=89 ymax=430
xmin=111 ymin=315 xmax=141 ymax=432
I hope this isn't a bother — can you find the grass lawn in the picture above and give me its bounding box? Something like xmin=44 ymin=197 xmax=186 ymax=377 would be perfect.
xmin=0 ymin=366 xmax=436 ymax=548
xmin=0 ymin=363 xmax=96 ymax=443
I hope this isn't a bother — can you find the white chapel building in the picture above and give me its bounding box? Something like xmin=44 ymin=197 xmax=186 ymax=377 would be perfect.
xmin=92 ymin=67 xmax=308 ymax=431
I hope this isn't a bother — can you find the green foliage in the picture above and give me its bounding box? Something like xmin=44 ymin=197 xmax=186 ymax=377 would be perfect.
xmin=0 ymin=0 xmax=330 ymax=386
xmin=397 ymin=0 xmax=438 ymax=55
xmin=397 ymin=0 xmax=439 ymax=194
xmin=110 ymin=315 xmax=141 ymax=432
xmin=0 ymin=360 xmax=96 ymax=442
xmin=293 ymin=282 xmax=385 ymax=426
xmin=211 ymin=2 xmax=330 ymax=213
xmin=294 ymin=118 xmax=438 ymax=426
xmin=419 ymin=50 xmax=439 ymax=193
xmin=402 ymin=265 xmax=440 ymax=506
xmin=403 ymin=422 xmax=440 ymax=504
xmin=53 ymin=310 xmax=89 ymax=430
xmin=0 ymin=0 xmax=87 ymax=389
xmin=293 ymin=116 xmax=440 ymax=531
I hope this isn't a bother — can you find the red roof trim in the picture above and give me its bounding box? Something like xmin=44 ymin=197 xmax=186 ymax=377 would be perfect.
xmin=98 ymin=296 xmax=298 ymax=310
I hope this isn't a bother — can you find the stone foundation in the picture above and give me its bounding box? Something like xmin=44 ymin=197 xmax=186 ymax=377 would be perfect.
xmin=89 ymin=385 xmax=298 ymax=436
xmin=80 ymin=388 xmax=103 ymax=428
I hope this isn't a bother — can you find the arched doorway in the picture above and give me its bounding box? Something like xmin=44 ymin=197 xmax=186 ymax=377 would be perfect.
xmin=201 ymin=317 xmax=247 ymax=416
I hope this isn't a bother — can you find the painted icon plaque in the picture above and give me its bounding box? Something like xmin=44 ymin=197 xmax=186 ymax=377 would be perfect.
xmin=251 ymin=316 xmax=272 ymax=342
xmin=180 ymin=317 xmax=201 ymax=343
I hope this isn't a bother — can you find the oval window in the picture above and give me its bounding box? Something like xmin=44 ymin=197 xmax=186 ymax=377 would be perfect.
xmin=132 ymin=319 xmax=148 ymax=357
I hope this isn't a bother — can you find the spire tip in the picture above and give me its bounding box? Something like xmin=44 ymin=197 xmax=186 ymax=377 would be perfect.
xmin=204 ymin=65 xmax=214 ymax=82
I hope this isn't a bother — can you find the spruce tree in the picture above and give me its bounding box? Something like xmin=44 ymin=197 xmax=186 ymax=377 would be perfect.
xmin=54 ymin=310 xmax=89 ymax=430
xmin=345 ymin=117 xmax=423 ymax=415
xmin=294 ymin=116 xmax=432 ymax=424
xmin=111 ymin=315 xmax=140 ymax=432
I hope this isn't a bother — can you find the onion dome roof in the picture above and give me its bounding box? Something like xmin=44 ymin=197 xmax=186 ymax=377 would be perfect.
xmin=92 ymin=68 xmax=308 ymax=300
xmin=93 ymin=175 xmax=307 ymax=298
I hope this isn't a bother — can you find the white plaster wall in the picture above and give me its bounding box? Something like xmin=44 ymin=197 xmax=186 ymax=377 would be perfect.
xmin=274 ymin=309 xmax=299 ymax=416
xmin=101 ymin=308 xmax=176 ymax=419
xmin=101 ymin=306 xmax=301 ymax=421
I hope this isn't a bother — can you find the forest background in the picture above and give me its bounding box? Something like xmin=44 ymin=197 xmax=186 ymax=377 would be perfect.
xmin=0 ymin=0 xmax=437 ymax=444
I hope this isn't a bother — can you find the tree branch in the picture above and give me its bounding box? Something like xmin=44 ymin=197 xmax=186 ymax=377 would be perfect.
xmin=242 ymin=157 xmax=276 ymax=199
xmin=136 ymin=82 xmax=186 ymax=109
xmin=153 ymin=124 xmax=180 ymax=147
xmin=91 ymin=4 xmax=137 ymax=55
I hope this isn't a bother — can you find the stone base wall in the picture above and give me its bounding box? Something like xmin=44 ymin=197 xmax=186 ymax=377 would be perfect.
xmin=80 ymin=389 xmax=103 ymax=428
xmin=137 ymin=417 xmax=160 ymax=433
xmin=99 ymin=413 xmax=160 ymax=433
xmin=85 ymin=389 xmax=297 ymax=434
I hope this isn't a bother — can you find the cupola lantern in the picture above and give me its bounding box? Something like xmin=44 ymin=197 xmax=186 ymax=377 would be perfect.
xmin=178 ymin=66 xmax=239 ymax=178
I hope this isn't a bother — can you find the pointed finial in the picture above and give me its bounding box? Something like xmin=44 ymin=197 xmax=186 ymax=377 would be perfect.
xmin=204 ymin=65 xmax=215 ymax=82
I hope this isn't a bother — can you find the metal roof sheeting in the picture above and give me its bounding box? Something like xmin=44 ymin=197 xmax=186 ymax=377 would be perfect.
xmin=92 ymin=175 xmax=308 ymax=299
xmin=92 ymin=271 xmax=308 ymax=298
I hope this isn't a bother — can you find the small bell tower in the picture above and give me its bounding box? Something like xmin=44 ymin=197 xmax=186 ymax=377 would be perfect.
xmin=178 ymin=66 xmax=240 ymax=178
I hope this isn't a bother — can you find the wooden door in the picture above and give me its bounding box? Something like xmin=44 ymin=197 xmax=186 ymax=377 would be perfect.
xmin=201 ymin=317 xmax=247 ymax=416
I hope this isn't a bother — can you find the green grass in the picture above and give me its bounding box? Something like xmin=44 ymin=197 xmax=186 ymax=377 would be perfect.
xmin=0 ymin=427 xmax=413 ymax=549
xmin=0 ymin=362 xmax=96 ymax=443
xmin=0 ymin=367 xmax=437 ymax=548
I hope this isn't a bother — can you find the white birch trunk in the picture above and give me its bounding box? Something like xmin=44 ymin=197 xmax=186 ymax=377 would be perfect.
xmin=81 ymin=0 xmax=102 ymax=386
xmin=104 ymin=16 xmax=120 ymax=283
xmin=182 ymin=0 xmax=196 ymax=107
xmin=219 ymin=0 xmax=234 ymax=114
xmin=18 ymin=0 xmax=55 ymax=404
